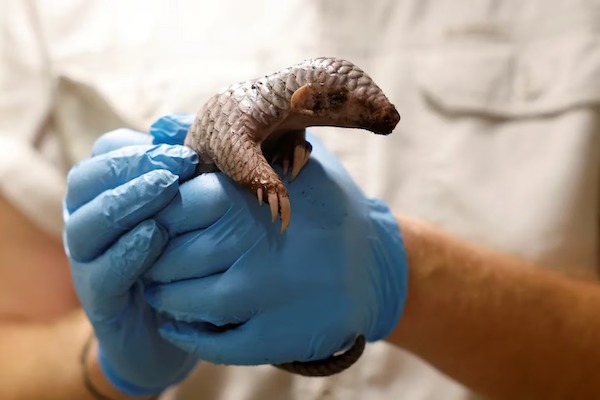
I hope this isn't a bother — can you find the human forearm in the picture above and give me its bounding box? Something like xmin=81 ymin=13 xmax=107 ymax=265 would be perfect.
xmin=0 ymin=195 xmax=78 ymax=321
xmin=0 ymin=310 xmax=157 ymax=400
xmin=389 ymin=215 xmax=600 ymax=399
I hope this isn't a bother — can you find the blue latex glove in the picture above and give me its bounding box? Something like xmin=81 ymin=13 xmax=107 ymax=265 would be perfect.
xmin=140 ymin=113 xmax=409 ymax=366
xmin=63 ymin=136 xmax=200 ymax=395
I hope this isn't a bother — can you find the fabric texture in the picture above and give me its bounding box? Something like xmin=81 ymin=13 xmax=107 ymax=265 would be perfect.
xmin=1 ymin=0 xmax=599 ymax=398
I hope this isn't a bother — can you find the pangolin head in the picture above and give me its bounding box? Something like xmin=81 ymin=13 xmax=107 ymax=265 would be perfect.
xmin=291 ymin=57 xmax=400 ymax=135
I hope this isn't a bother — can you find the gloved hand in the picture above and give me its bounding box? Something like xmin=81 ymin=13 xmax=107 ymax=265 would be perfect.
xmin=139 ymin=113 xmax=409 ymax=366
xmin=63 ymin=133 xmax=200 ymax=395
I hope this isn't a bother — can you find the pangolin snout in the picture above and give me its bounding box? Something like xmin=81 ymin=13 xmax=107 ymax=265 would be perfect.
xmin=367 ymin=104 xmax=400 ymax=135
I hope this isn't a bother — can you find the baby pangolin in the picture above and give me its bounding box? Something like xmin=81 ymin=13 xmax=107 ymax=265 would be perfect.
xmin=184 ymin=57 xmax=400 ymax=233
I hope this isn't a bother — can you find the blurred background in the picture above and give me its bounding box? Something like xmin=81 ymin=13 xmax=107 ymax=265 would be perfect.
xmin=3 ymin=0 xmax=598 ymax=265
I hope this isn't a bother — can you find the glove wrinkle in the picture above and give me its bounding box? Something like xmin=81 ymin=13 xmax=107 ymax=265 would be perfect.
xmin=64 ymin=123 xmax=201 ymax=394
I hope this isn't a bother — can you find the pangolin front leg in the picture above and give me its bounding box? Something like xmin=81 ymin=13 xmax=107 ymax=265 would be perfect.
xmin=227 ymin=128 xmax=311 ymax=233
xmin=237 ymin=141 xmax=292 ymax=233
xmin=219 ymin=128 xmax=311 ymax=233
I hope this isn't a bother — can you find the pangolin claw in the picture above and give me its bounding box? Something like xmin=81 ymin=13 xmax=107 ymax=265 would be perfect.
xmin=257 ymin=188 xmax=264 ymax=206
xmin=290 ymin=144 xmax=311 ymax=181
xmin=282 ymin=159 xmax=290 ymax=176
xmin=261 ymin=189 xmax=291 ymax=233
xmin=266 ymin=192 xmax=278 ymax=223
xmin=279 ymin=195 xmax=291 ymax=233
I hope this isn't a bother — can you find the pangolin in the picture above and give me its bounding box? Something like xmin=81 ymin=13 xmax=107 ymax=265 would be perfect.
xmin=184 ymin=57 xmax=400 ymax=233
xmin=183 ymin=57 xmax=400 ymax=376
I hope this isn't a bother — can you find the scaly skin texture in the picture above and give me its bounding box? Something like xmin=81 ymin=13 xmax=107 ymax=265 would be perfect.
xmin=184 ymin=57 xmax=400 ymax=233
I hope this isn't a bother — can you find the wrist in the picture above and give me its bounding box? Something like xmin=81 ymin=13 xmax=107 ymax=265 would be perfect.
xmin=384 ymin=215 xmax=437 ymax=348
xmin=83 ymin=335 xmax=159 ymax=400
xmin=366 ymin=199 xmax=409 ymax=341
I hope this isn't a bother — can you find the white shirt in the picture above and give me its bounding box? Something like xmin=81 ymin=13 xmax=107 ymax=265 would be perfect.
xmin=1 ymin=0 xmax=599 ymax=398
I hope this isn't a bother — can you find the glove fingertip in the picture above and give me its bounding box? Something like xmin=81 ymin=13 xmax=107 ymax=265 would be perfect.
xmin=150 ymin=113 xmax=195 ymax=145
xmin=143 ymin=144 xmax=199 ymax=181
xmin=143 ymin=168 xmax=180 ymax=195
xmin=139 ymin=219 xmax=169 ymax=252
xmin=122 ymin=220 xmax=169 ymax=270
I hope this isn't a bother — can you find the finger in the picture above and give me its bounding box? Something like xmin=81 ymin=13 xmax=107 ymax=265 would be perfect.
xmin=158 ymin=320 xmax=262 ymax=365
xmin=72 ymin=220 xmax=168 ymax=320
xmin=91 ymin=128 xmax=153 ymax=156
xmin=65 ymin=144 xmax=198 ymax=213
xmin=153 ymin=172 xmax=272 ymax=238
xmin=159 ymin=313 xmax=353 ymax=366
xmin=145 ymin=276 xmax=253 ymax=327
xmin=153 ymin=173 xmax=232 ymax=237
xmin=150 ymin=113 xmax=195 ymax=145
xmin=144 ymin=218 xmax=256 ymax=283
xmin=157 ymin=319 xmax=301 ymax=366
xmin=65 ymin=170 xmax=179 ymax=262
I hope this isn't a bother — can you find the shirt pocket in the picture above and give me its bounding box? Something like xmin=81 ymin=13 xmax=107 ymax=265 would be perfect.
xmin=412 ymin=30 xmax=600 ymax=118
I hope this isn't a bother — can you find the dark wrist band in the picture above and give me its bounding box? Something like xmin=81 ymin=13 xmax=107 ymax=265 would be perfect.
xmin=81 ymin=332 xmax=118 ymax=400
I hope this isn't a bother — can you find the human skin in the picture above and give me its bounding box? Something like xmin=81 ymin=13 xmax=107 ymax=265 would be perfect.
xmin=0 ymin=196 xmax=153 ymax=400
xmin=1 ymin=195 xmax=599 ymax=399
xmin=390 ymin=215 xmax=600 ymax=400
